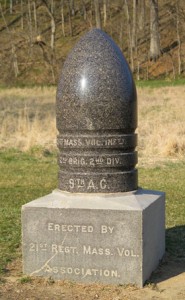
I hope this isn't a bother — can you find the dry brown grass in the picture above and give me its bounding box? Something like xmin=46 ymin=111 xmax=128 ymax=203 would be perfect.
xmin=0 ymin=86 xmax=184 ymax=163
xmin=0 ymin=87 xmax=56 ymax=151
xmin=138 ymin=86 xmax=185 ymax=163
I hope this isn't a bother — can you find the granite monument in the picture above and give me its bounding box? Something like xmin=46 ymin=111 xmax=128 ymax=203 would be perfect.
xmin=22 ymin=29 xmax=165 ymax=287
xmin=56 ymin=29 xmax=137 ymax=193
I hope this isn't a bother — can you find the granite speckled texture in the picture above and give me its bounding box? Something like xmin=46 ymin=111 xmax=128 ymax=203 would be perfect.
xmin=22 ymin=30 xmax=166 ymax=286
xmin=22 ymin=189 xmax=165 ymax=287
xmin=56 ymin=29 xmax=138 ymax=193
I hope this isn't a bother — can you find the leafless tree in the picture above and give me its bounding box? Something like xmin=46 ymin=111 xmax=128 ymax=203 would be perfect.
xmin=150 ymin=0 xmax=161 ymax=61
xmin=33 ymin=0 xmax=37 ymax=34
xmin=138 ymin=0 xmax=145 ymax=31
xmin=21 ymin=0 xmax=24 ymax=29
xmin=176 ymin=0 xmax=182 ymax=75
xmin=124 ymin=0 xmax=134 ymax=71
xmin=132 ymin=0 xmax=137 ymax=49
xmin=68 ymin=0 xmax=73 ymax=36
xmin=94 ymin=0 xmax=101 ymax=29
xmin=50 ymin=0 xmax=56 ymax=49
xmin=10 ymin=0 xmax=13 ymax=14
xmin=81 ymin=0 xmax=87 ymax=21
xmin=71 ymin=0 xmax=75 ymax=16
xmin=90 ymin=0 xmax=93 ymax=28
xmin=61 ymin=0 xmax=65 ymax=37
xmin=27 ymin=0 xmax=33 ymax=55
xmin=103 ymin=0 xmax=107 ymax=27
xmin=0 ymin=3 xmax=19 ymax=77
xmin=41 ymin=0 xmax=56 ymax=51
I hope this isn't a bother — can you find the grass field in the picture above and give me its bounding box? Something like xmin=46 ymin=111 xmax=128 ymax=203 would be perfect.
xmin=0 ymin=84 xmax=185 ymax=281
xmin=0 ymin=85 xmax=185 ymax=160
xmin=0 ymin=149 xmax=185 ymax=275
xmin=0 ymin=149 xmax=57 ymax=273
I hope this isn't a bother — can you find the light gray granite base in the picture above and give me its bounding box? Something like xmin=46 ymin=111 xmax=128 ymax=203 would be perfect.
xmin=22 ymin=189 xmax=165 ymax=287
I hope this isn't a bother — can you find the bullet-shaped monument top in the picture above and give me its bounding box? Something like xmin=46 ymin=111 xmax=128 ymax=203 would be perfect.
xmin=56 ymin=29 xmax=138 ymax=193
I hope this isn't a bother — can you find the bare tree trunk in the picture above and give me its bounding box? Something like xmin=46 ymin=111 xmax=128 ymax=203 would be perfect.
xmin=176 ymin=0 xmax=182 ymax=75
xmin=137 ymin=61 xmax=140 ymax=80
xmin=119 ymin=21 xmax=123 ymax=51
xmin=10 ymin=0 xmax=13 ymax=14
xmin=108 ymin=0 xmax=113 ymax=36
xmin=51 ymin=0 xmax=54 ymax=13
xmin=37 ymin=39 xmax=56 ymax=84
xmin=28 ymin=0 xmax=33 ymax=41
xmin=21 ymin=0 xmax=24 ymax=30
xmin=138 ymin=0 xmax=145 ymax=31
xmin=27 ymin=0 xmax=33 ymax=55
xmin=12 ymin=44 xmax=19 ymax=77
xmin=119 ymin=3 xmax=124 ymax=51
xmin=68 ymin=0 xmax=73 ymax=36
xmin=51 ymin=18 xmax=56 ymax=51
xmin=40 ymin=0 xmax=56 ymax=83
xmin=4 ymin=0 xmax=7 ymax=11
xmin=150 ymin=0 xmax=160 ymax=61
xmin=103 ymin=0 xmax=107 ymax=27
xmin=41 ymin=0 xmax=56 ymax=51
xmin=146 ymin=64 xmax=149 ymax=80
xmin=50 ymin=0 xmax=55 ymax=50
xmin=61 ymin=0 xmax=65 ymax=37
xmin=71 ymin=0 xmax=75 ymax=16
xmin=81 ymin=0 xmax=87 ymax=21
xmin=124 ymin=0 xmax=134 ymax=71
xmin=33 ymin=0 xmax=37 ymax=34
xmin=107 ymin=0 xmax=111 ymax=20
xmin=132 ymin=0 xmax=137 ymax=49
xmin=168 ymin=53 xmax=176 ymax=79
xmin=0 ymin=4 xmax=19 ymax=77
xmin=94 ymin=0 xmax=101 ymax=29
xmin=89 ymin=0 xmax=93 ymax=28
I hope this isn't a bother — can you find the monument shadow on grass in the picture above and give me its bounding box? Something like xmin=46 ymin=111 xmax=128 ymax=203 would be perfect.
xmin=149 ymin=225 xmax=185 ymax=284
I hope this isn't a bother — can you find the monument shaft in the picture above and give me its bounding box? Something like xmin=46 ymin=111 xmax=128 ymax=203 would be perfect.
xmin=56 ymin=29 xmax=138 ymax=193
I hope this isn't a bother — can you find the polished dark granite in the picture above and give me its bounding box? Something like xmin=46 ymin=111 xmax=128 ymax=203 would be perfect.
xmin=56 ymin=29 xmax=138 ymax=193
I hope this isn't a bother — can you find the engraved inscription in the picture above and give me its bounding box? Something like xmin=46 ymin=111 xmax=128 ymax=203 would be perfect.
xmin=58 ymin=135 xmax=136 ymax=149
xmin=29 ymin=242 xmax=47 ymax=252
xmin=27 ymin=222 xmax=140 ymax=268
xmin=116 ymin=248 xmax=139 ymax=257
xmin=47 ymin=223 xmax=115 ymax=234
xmin=101 ymin=225 xmax=114 ymax=234
xmin=44 ymin=265 xmax=120 ymax=278
xmin=58 ymin=138 xmax=83 ymax=147
xmin=68 ymin=178 xmax=107 ymax=191
xmin=83 ymin=245 xmax=112 ymax=256
xmin=51 ymin=244 xmax=78 ymax=254
xmin=82 ymin=245 xmax=139 ymax=257
xmin=28 ymin=242 xmax=140 ymax=258
xmin=48 ymin=223 xmax=94 ymax=233
xmin=59 ymin=155 xmax=128 ymax=167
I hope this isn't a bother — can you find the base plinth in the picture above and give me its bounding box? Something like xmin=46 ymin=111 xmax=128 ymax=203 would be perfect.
xmin=22 ymin=189 xmax=165 ymax=287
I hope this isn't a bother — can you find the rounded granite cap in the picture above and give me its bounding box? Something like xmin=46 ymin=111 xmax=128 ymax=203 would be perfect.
xmin=56 ymin=29 xmax=137 ymax=132
xmin=56 ymin=29 xmax=138 ymax=193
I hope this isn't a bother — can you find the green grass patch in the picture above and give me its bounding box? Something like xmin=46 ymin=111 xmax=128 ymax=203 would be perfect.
xmin=0 ymin=83 xmax=56 ymax=90
xmin=139 ymin=161 xmax=185 ymax=258
xmin=1 ymin=78 xmax=185 ymax=89
xmin=0 ymin=149 xmax=58 ymax=273
xmin=136 ymin=78 xmax=185 ymax=88
xmin=19 ymin=276 xmax=32 ymax=284
xmin=0 ymin=150 xmax=185 ymax=273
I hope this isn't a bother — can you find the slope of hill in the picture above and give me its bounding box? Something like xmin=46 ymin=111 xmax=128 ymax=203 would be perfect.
xmin=0 ymin=0 xmax=184 ymax=86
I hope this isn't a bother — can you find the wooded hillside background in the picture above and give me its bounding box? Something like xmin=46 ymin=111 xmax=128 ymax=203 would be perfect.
xmin=0 ymin=0 xmax=184 ymax=85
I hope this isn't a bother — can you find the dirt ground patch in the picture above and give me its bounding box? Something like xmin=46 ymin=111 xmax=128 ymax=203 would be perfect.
xmin=0 ymin=256 xmax=185 ymax=300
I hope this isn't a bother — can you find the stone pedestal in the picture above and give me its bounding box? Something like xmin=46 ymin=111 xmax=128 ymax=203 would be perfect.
xmin=22 ymin=189 xmax=165 ymax=287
